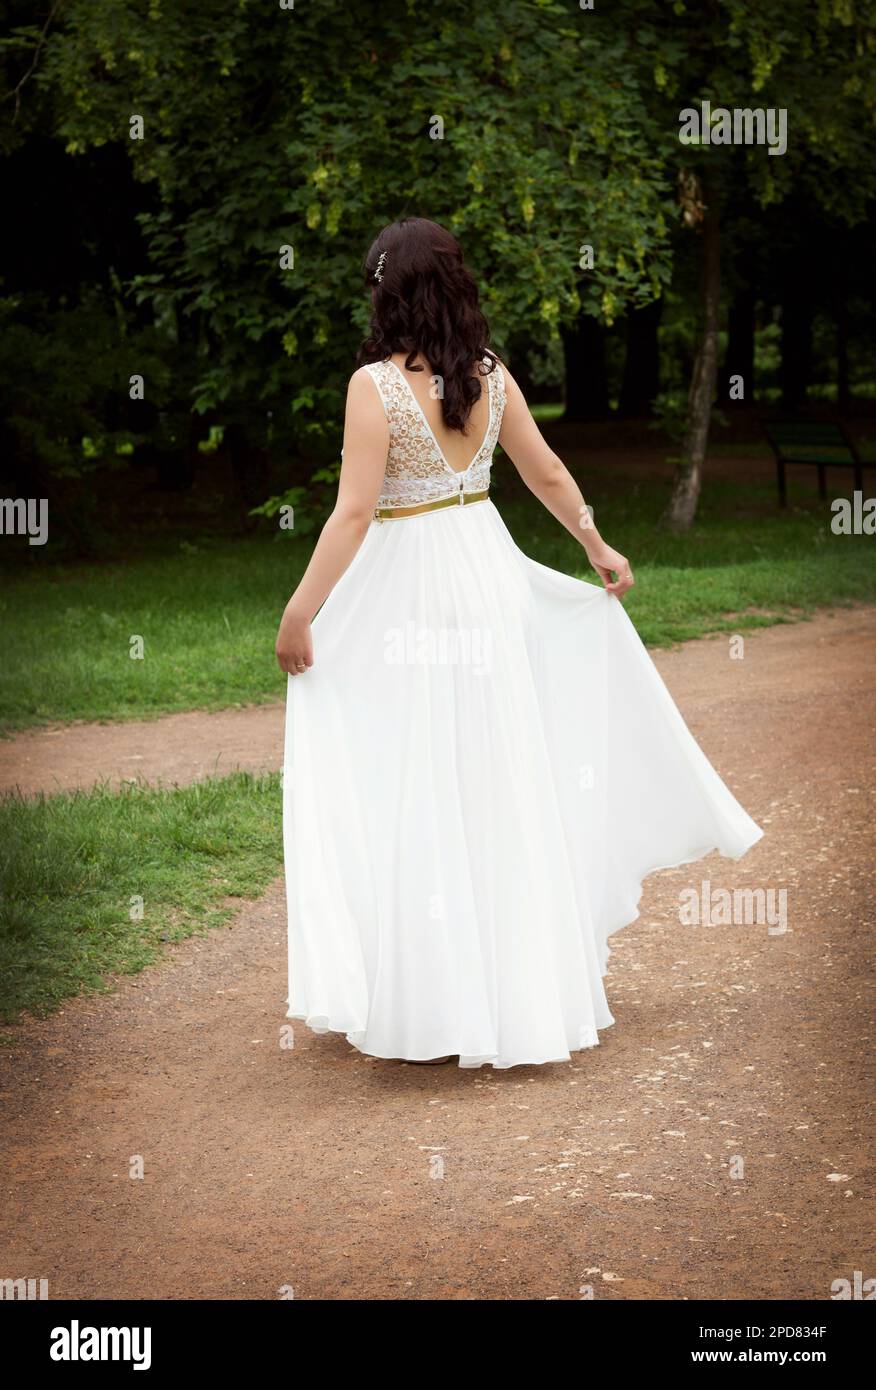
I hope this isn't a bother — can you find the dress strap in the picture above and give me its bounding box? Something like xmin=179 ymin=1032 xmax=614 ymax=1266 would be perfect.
xmin=488 ymin=357 xmax=506 ymax=431
xmin=362 ymin=361 xmax=392 ymax=418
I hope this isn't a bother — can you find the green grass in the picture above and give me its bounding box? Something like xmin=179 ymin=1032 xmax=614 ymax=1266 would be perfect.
xmin=1 ymin=468 xmax=874 ymax=732
xmin=0 ymin=536 xmax=296 ymax=733
xmin=0 ymin=771 xmax=283 ymax=1023
xmin=498 ymin=475 xmax=876 ymax=644
xmin=530 ymin=402 xmax=566 ymax=423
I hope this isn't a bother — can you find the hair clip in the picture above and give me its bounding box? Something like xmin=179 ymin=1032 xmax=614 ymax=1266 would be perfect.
xmin=374 ymin=251 xmax=388 ymax=283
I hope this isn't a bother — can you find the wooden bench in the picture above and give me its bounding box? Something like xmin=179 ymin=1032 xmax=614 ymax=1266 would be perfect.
xmin=761 ymin=420 xmax=866 ymax=507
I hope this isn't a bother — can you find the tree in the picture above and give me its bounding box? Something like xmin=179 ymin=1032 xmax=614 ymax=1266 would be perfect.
xmin=618 ymin=297 xmax=662 ymax=417
xmin=38 ymin=0 xmax=672 ymax=487
xmin=617 ymin=0 xmax=876 ymax=528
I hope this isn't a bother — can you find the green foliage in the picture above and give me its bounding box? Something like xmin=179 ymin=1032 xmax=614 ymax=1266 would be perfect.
xmin=4 ymin=0 xmax=874 ymax=502
xmin=626 ymin=0 xmax=876 ymax=222
xmin=0 ymin=289 xmax=187 ymax=479
xmin=40 ymin=0 xmax=675 ymax=456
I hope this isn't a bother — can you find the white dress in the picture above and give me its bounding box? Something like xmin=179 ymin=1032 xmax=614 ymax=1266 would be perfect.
xmin=283 ymin=357 xmax=762 ymax=1068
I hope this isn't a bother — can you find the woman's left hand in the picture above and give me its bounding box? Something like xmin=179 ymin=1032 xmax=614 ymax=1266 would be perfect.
xmin=586 ymin=542 xmax=635 ymax=598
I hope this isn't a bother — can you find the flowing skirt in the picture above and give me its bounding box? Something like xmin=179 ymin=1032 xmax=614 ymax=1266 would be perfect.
xmin=282 ymin=500 xmax=762 ymax=1068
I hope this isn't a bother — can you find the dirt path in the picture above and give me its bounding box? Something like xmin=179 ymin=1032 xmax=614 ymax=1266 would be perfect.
xmin=0 ymin=701 xmax=284 ymax=797
xmin=1 ymin=607 xmax=874 ymax=1299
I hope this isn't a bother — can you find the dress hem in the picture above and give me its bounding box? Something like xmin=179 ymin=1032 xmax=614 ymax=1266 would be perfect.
xmin=284 ymin=827 xmax=764 ymax=1070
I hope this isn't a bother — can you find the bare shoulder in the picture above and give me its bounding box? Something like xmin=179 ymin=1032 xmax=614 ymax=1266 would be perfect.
xmin=348 ymin=362 xmax=377 ymax=390
xmin=344 ymin=364 xmax=388 ymax=439
xmin=346 ymin=363 xmax=384 ymax=403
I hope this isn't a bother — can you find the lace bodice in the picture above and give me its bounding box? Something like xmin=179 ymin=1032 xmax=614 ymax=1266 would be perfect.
xmin=363 ymin=357 xmax=506 ymax=509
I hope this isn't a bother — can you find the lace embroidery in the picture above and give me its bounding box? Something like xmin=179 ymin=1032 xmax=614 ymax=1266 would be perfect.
xmin=364 ymin=357 xmax=506 ymax=509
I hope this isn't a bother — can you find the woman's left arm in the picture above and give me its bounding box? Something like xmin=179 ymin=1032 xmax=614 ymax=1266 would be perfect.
xmin=497 ymin=361 xmax=634 ymax=598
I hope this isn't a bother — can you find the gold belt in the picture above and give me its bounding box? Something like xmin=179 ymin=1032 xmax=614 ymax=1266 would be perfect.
xmin=374 ymin=488 xmax=489 ymax=522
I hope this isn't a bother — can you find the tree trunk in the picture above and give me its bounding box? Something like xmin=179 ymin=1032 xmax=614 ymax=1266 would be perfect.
xmin=227 ymin=421 xmax=270 ymax=529
xmin=723 ymin=285 xmax=755 ymax=406
xmin=618 ymin=298 xmax=662 ymax=418
xmin=836 ymin=300 xmax=850 ymax=413
xmin=562 ymin=316 xmax=609 ymax=422
xmin=662 ymin=207 xmax=721 ymax=531
xmin=780 ymin=289 xmax=812 ymax=410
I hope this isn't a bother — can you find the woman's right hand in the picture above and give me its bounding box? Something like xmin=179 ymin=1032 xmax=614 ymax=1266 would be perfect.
xmin=276 ymin=601 xmax=314 ymax=676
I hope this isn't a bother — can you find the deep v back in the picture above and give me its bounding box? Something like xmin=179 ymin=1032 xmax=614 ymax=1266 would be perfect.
xmin=364 ymin=356 xmax=506 ymax=510
xmin=387 ymin=360 xmax=492 ymax=475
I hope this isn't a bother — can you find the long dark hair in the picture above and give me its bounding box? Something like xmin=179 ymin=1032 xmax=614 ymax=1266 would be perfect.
xmin=357 ymin=218 xmax=497 ymax=433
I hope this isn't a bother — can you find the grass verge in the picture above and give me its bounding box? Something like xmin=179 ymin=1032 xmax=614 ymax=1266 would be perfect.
xmin=0 ymin=771 xmax=282 ymax=1024
xmin=1 ymin=472 xmax=874 ymax=731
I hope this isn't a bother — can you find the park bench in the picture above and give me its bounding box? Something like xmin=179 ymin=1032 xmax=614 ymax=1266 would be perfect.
xmin=761 ymin=420 xmax=866 ymax=507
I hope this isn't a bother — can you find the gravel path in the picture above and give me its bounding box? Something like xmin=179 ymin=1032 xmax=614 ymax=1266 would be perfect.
xmin=1 ymin=606 xmax=874 ymax=1299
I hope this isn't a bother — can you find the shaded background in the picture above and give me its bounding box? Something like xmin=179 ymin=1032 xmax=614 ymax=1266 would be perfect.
xmin=2 ymin=0 xmax=875 ymax=554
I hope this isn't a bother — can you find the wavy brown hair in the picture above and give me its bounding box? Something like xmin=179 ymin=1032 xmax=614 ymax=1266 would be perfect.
xmin=356 ymin=218 xmax=497 ymax=433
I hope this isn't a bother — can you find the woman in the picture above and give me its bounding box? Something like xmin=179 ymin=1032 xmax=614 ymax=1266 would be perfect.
xmin=275 ymin=217 xmax=762 ymax=1069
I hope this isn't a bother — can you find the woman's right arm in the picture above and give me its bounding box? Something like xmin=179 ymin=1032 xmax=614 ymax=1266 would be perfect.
xmin=497 ymin=362 xmax=634 ymax=598
xmin=275 ymin=368 xmax=388 ymax=674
